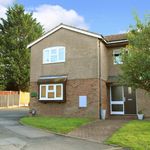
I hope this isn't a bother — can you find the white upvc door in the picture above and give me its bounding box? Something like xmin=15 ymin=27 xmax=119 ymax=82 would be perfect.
xmin=110 ymin=86 xmax=125 ymax=115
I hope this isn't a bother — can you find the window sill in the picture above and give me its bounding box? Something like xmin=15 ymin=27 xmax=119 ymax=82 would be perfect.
xmin=39 ymin=99 xmax=65 ymax=103
xmin=39 ymin=99 xmax=63 ymax=101
xmin=43 ymin=61 xmax=65 ymax=65
xmin=113 ymin=63 xmax=123 ymax=65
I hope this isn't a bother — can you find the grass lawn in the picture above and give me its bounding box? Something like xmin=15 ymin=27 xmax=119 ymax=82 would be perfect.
xmin=106 ymin=120 xmax=150 ymax=150
xmin=20 ymin=116 xmax=92 ymax=134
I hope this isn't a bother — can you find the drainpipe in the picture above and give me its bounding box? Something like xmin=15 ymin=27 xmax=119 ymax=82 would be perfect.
xmin=98 ymin=38 xmax=102 ymax=119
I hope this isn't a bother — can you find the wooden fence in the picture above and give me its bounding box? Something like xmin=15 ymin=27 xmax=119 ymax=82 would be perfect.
xmin=19 ymin=91 xmax=30 ymax=106
xmin=0 ymin=91 xmax=30 ymax=108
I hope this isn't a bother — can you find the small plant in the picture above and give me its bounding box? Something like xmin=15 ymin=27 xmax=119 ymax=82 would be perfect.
xmin=138 ymin=110 xmax=143 ymax=114
xmin=31 ymin=91 xmax=37 ymax=97
xmin=137 ymin=110 xmax=144 ymax=120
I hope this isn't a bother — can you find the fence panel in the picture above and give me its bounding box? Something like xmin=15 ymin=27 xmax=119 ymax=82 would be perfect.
xmin=0 ymin=91 xmax=20 ymax=107
xmin=0 ymin=95 xmax=7 ymax=107
xmin=19 ymin=91 xmax=30 ymax=106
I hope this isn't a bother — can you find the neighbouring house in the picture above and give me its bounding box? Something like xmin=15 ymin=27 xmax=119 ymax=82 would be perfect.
xmin=28 ymin=24 xmax=150 ymax=119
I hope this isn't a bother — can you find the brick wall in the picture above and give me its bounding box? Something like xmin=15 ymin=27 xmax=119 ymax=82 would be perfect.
xmin=30 ymin=78 xmax=101 ymax=118
xmin=136 ymin=89 xmax=150 ymax=117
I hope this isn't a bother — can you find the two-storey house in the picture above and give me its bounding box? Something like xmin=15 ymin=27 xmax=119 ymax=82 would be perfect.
xmin=28 ymin=24 xmax=149 ymax=119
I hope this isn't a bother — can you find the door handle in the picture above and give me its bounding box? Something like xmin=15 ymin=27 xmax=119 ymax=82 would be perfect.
xmin=128 ymin=98 xmax=132 ymax=101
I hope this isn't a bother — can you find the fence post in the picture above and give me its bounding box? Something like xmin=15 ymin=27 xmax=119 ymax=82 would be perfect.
xmin=7 ymin=92 xmax=9 ymax=107
xmin=19 ymin=91 xmax=21 ymax=107
xmin=0 ymin=96 xmax=1 ymax=107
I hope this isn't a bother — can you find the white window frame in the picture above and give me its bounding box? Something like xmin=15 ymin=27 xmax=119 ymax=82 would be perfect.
xmin=43 ymin=46 xmax=65 ymax=64
xmin=40 ymin=84 xmax=63 ymax=101
xmin=110 ymin=86 xmax=125 ymax=115
xmin=113 ymin=49 xmax=123 ymax=65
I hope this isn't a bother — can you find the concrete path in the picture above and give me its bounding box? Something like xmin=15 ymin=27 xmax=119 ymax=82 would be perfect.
xmin=0 ymin=108 xmax=119 ymax=150
xmin=68 ymin=120 xmax=128 ymax=143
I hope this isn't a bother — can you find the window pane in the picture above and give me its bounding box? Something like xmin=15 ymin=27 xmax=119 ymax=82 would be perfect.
xmin=50 ymin=49 xmax=57 ymax=62
xmin=41 ymin=86 xmax=46 ymax=97
xmin=111 ymin=86 xmax=123 ymax=101
xmin=43 ymin=49 xmax=49 ymax=63
xmin=113 ymin=49 xmax=123 ymax=64
xmin=48 ymin=85 xmax=54 ymax=90
xmin=56 ymin=85 xmax=62 ymax=97
xmin=112 ymin=104 xmax=123 ymax=111
xmin=51 ymin=49 xmax=57 ymax=55
xmin=48 ymin=92 xmax=54 ymax=98
xmin=114 ymin=55 xmax=122 ymax=64
xmin=128 ymin=87 xmax=132 ymax=94
xmin=59 ymin=48 xmax=65 ymax=61
xmin=50 ymin=55 xmax=57 ymax=62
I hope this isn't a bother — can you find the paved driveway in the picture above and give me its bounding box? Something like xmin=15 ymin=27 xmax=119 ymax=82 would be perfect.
xmin=0 ymin=108 xmax=117 ymax=150
xmin=68 ymin=120 xmax=128 ymax=143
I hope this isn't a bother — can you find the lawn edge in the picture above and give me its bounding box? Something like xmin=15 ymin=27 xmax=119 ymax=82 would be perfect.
xmin=19 ymin=117 xmax=94 ymax=133
xmin=19 ymin=120 xmax=104 ymax=144
xmin=20 ymin=118 xmax=112 ymax=144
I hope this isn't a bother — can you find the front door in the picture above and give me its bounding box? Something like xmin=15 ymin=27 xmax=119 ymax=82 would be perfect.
xmin=124 ymin=87 xmax=136 ymax=114
xmin=110 ymin=86 xmax=136 ymax=115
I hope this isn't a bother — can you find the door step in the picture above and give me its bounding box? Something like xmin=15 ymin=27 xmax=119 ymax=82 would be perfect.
xmin=109 ymin=115 xmax=137 ymax=120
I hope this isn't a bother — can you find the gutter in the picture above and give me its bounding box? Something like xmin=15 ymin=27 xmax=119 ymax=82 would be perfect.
xmin=107 ymin=39 xmax=128 ymax=44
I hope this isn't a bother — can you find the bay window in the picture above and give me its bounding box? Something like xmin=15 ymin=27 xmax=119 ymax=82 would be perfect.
xmin=40 ymin=84 xmax=63 ymax=101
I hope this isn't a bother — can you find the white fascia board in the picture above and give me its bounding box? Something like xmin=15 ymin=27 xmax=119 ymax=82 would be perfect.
xmin=27 ymin=25 xmax=62 ymax=48
xmin=62 ymin=25 xmax=102 ymax=39
xmin=27 ymin=24 xmax=128 ymax=48
xmin=107 ymin=39 xmax=128 ymax=44
xmin=39 ymin=75 xmax=67 ymax=80
xmin=27 ymin=24 xmax=103 ymax=48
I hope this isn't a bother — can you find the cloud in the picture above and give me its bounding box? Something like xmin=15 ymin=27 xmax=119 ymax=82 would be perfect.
xmin=32 ymin=4 xmax=89 ymax=32
xmin=0 ymin=5 xmax=7 ymax=19
xmin=0 ymin=0 xmax=15 ymax=6
xmin=0 ymin=3 xmax=89 ymax=32
xmin=0 ymin=0 xmax=15 ymax=20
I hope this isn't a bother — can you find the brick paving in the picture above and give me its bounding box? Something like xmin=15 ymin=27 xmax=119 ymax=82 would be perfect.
xmin=67 ymin=120 xmax=128 ymax=143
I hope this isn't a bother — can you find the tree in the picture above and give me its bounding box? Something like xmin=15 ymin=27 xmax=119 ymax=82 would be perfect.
xmin=120 ymin=15 xmax=150 ymax=92
xmin=0 ymin=4 xmax=43 ymax=91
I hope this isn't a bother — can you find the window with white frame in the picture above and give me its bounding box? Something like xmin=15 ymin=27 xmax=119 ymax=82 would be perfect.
xmin=113 ymin=49 xmax=123 ymax=64
xmin=43 ymin=46 xmax=65 ymax=64
xmin=40 ymin=84 xmax=63 ymax=100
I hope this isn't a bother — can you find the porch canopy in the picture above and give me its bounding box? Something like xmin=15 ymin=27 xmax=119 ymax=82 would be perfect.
xmin=107 ymin=76 xmax=119 ymax=83
xmin=37 ymin=75 xmax=67 ymax=84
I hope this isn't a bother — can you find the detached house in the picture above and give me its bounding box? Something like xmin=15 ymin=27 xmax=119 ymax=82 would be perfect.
xmin=28 ymin=24 xmax=149 ymax=119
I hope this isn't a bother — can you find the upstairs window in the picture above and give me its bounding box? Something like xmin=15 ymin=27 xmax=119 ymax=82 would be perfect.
xmin=113 ymin=49 xmax=123 ymax=65
xmin=43 ymin=46 xmax=65 ymax=64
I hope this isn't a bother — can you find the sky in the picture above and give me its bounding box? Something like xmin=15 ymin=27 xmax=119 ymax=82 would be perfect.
xmin=0 ymin=0 xmax=149 ymax=35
